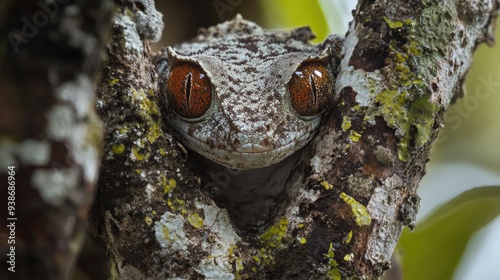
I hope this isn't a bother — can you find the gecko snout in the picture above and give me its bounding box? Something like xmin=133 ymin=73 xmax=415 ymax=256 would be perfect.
xmin=230 ymin=130 xmax=273 ymax=153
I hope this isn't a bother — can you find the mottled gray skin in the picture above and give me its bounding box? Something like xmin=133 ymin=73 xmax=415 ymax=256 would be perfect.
xmin=157 ymin=15 xmax=341 ymax=226
xmin=157 ymin=15 xmax=339 ymax=170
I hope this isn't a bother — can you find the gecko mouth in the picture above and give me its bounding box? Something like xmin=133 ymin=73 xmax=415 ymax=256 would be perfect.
xmin=234 ymin=143 xmax=273 ymax=153
xmin=178 ymin=130 xmax=315 ymax=169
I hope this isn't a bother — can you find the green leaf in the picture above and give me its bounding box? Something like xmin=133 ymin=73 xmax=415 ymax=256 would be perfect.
xmin=258 ymin=0 xmax=329 ymax=42
xmin=398 ymin=186 xmax=500 ymax=280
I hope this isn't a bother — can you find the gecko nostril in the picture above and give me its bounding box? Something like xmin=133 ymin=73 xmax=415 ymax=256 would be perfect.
xmin=232 ymin=137 xmax=241 ymax=147
xmin=260 ymin=138 xmax=271 ymax=148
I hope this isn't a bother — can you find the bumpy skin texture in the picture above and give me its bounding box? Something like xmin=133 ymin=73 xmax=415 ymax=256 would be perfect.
xmin=157 ymin=15 xmax=340 ymax=170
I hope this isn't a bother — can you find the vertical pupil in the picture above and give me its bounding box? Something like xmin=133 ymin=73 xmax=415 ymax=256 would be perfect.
xmin=309 ymin=74 xmax=317 ymax=108
xmin=186 ymin=73 xmax=192 ymax=110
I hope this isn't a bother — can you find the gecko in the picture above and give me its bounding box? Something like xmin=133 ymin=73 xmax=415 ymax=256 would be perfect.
xmin=157 ymin=15 xmax=342 ymax=227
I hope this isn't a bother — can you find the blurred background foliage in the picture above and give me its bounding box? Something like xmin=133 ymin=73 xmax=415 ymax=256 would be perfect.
xmin=153 ymin=1 xmax=500 ymax=279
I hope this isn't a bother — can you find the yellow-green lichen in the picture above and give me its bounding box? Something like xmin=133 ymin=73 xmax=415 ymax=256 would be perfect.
xmin=160 ymin=175 xmax=184 ymax=212
xmin=259 ymin=218 xmax=288 ymax=248
xmin=167 ymin=197 xmax=185 ymax=212
xmin=349 ymin=131 xmax=362 ymax=142
xmin=374 ymin=17 xmax=439 ymax=162
xmin=228 ymin=245 xmax=244 ymax=278
xmin=340 ymin=192 xmax=371 ymax=226
xmin=145 ymin=216 xmax=153 ymax=226
xmin=162 ymin=177 xmax=177 ymax=194
xmin=375 ymin=90 xmax=409 ymax=129
xmin=341 ymin=116 xmax=352 ymax=131
xmin=299 ymin=237 xmax=307 ymax=244
xmin=320 ymin=180 xmax=334 ymax=190
xmin=383 ymin=16 xmax=403 ymax=29
xmin=127 ymin=88 xmax=164 ymax=146
xmin=159 ymin=148 xmax=166 ymax=156
xmin=252 ymin=255 xmax=261 ymax=264
xmin=402 ymin=19 xmax=413 ymax=26
xmin=110 ymin=260 xmax=118 ymax=280
xmin=375 ymin=90 xmax=438 ymax=161
xmin=327 ymin=269 xmax=342 ymax=280
xmin=394 ymin=52 xmax=407 ymax=63
xmin=118 ymin=127 xmax=129 ymax=135
xmin=162 ymin=225 xmax=172 ymax=242
xmin=375 ymin=89 xmax=411 ymax=161
xmin=147 ymin=122 xmax=162 ymax=144
xmin=344 ymin=253 xmax=353 ymax=262
xmin=236 ymin=259 xmax=244 ymax=271
xmin=407 ymin=39 xmax=421 ymax=55
xmin=131 ymin=146 xmax=147 ymax=161
xmin=325 ymin=242 xmax=336 ymax=263
xmin=109 ymin=78 xmax=119 ymax=86
xmin=130 ymin=88 xmax=160 ymax=116
xmin=124 ymin=8 xmax=134 ymax=18
xmin=344 ymin=231 xmax=353 ymax=244
xmin=188 ymin=213 xmax=204 ymax=228
xmin=250 ymin=218 xmax=289 ymax=269
xmin=325 ymin=243 xmax=342 ymax=280
xmin=112 ymin=143 xmax=125 ymax=154
xmin=408 ymin=95 xmax=440 ymax=146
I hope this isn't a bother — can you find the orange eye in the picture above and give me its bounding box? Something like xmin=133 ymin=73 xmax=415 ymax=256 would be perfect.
xmin=166 ymin=63 xmax=212 ymax=118
xmin=288 ymin=61 xmax=333 ymax=116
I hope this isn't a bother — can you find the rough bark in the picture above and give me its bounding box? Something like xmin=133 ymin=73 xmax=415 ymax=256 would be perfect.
xmin=90 ymin=0 xmax=500 ymax=280
xmin=0 ymin=0 xmax=112 ymax=279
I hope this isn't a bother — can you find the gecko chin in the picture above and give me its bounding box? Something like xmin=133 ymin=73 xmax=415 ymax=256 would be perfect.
xmin=180 ymin=130 xmax=315 ymax=170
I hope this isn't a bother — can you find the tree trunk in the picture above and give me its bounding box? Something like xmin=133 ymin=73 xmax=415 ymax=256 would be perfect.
xmin=0 ymin=0 xmax=112 ymax=279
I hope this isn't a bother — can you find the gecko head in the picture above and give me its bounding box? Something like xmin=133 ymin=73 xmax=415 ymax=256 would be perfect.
xmin=157 ymin=28 xmax=336 ymax=170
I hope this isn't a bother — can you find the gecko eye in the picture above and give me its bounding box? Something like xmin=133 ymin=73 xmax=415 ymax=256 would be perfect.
xmin=288 ymin=61 xmax=333 ymax=116
xmin=166 ymin=62 xmax=212 ymax=118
